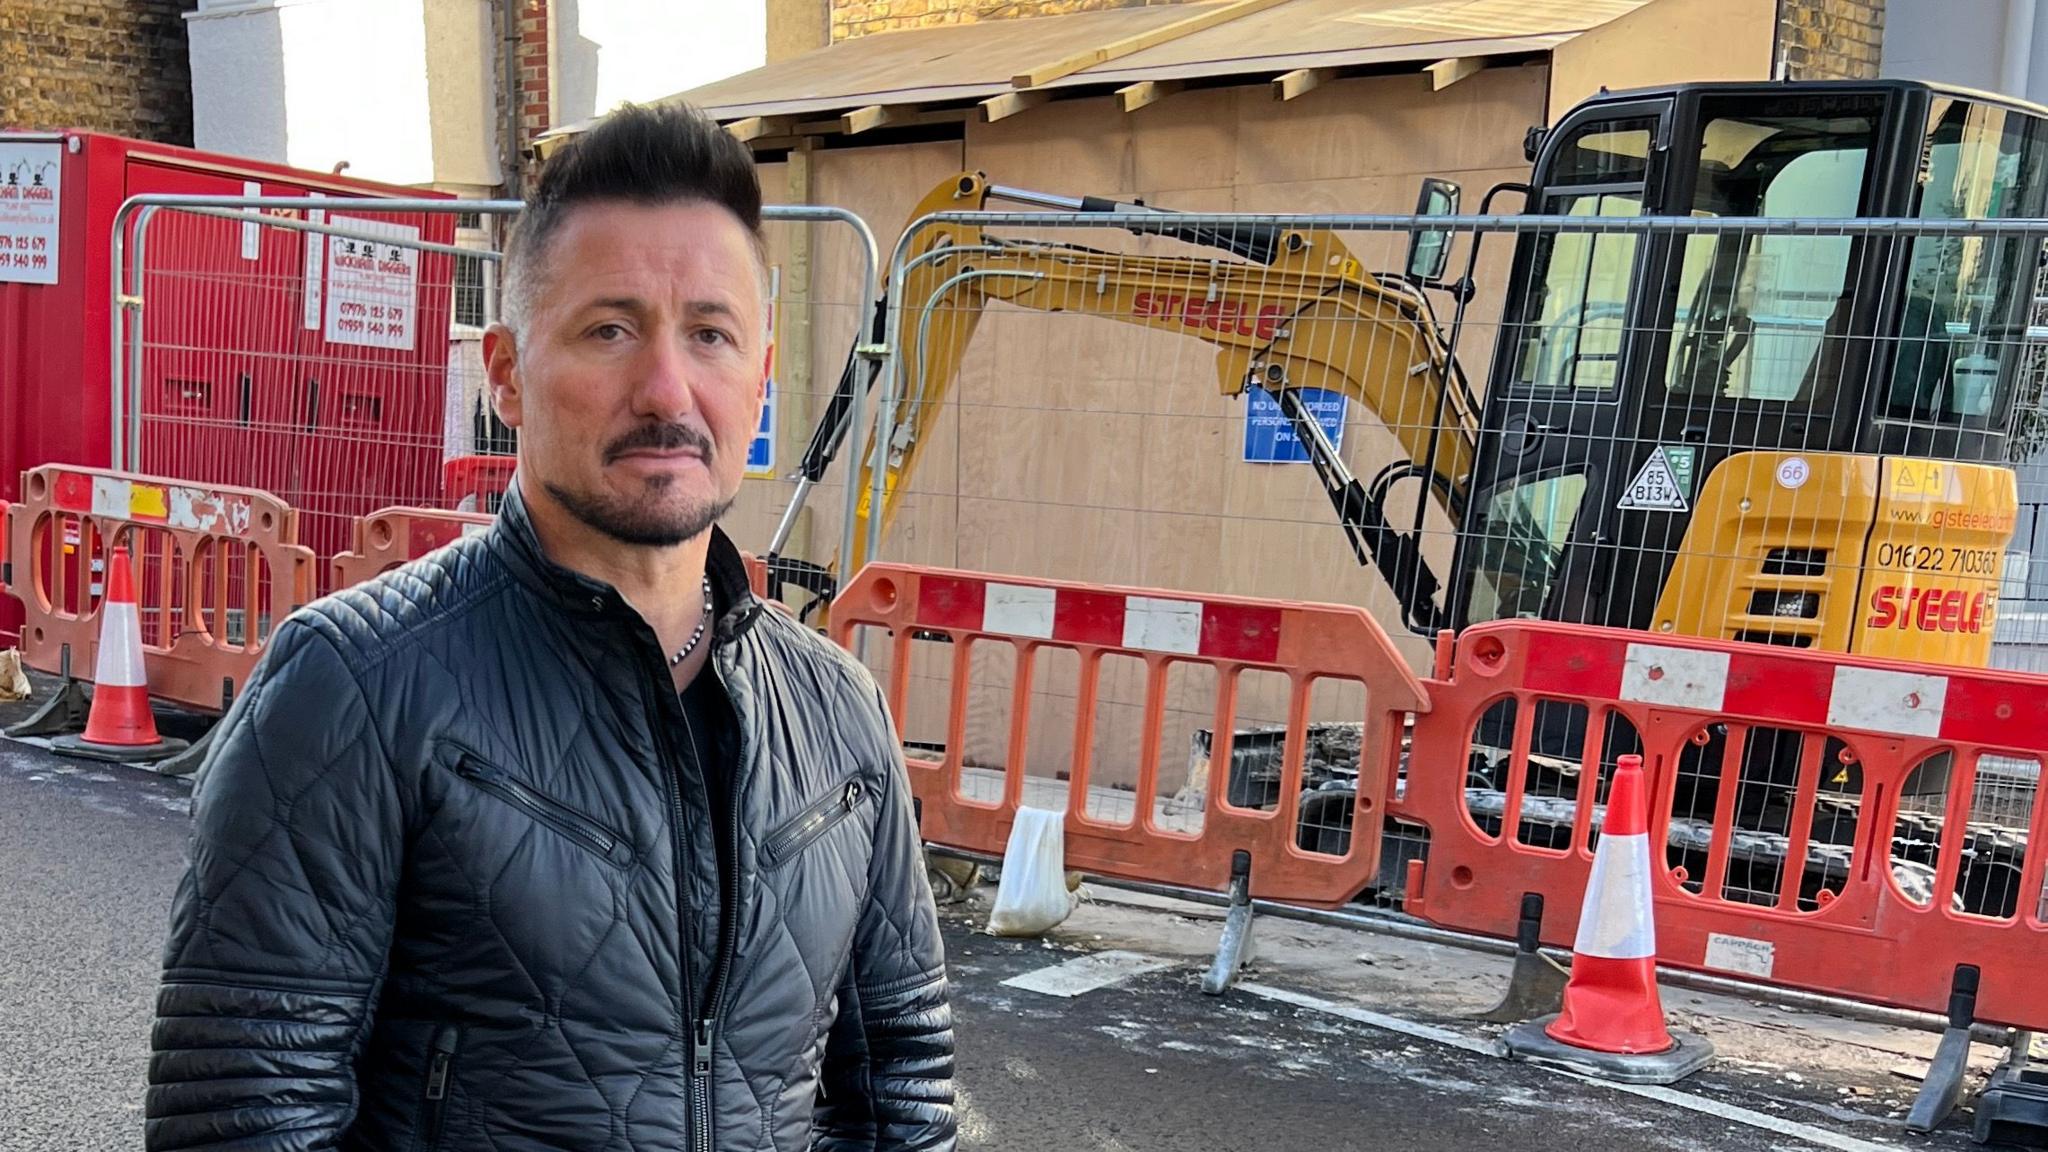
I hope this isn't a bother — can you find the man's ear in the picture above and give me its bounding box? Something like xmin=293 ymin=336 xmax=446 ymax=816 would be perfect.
xmin=483 ymin=322 xmax=524 ymax=428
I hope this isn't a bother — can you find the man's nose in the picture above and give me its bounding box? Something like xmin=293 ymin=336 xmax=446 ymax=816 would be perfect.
xmin=631 ymin=331 xmax=698 ymax=421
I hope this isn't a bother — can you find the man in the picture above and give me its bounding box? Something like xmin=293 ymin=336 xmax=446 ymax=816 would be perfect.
xmin=145 ymin=102 xmax=956 ymax=1152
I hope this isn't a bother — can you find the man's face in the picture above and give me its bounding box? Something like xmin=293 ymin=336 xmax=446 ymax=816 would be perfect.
xmin=485 ymin=199 xmax=769 ymax=547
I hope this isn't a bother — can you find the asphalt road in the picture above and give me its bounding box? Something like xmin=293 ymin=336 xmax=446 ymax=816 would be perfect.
xmin=0 ymin=713 xmax=1980 ymax=1152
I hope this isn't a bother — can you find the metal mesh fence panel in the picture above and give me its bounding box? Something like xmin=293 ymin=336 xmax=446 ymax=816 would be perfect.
xmin=856 ymin=206 xmax=2048 ymax=909
xmin=115 ymin=199 xmax=881 ymax=597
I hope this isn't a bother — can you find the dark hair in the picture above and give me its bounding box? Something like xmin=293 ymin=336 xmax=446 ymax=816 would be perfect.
xmin=502 ymin=101 xmax=764 ymax=331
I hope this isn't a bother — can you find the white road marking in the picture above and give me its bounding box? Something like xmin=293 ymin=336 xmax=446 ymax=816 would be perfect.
xmin=1238 ymin=983 xmax=1911 ymax=1152
xmin=1584 ymin=1077 xmax=1912 ymax=1152
xmin=1002 ymin=949 xmax=1173 ymax=997
xmin=1238 ymin=983 xmax=1504 ymax=1057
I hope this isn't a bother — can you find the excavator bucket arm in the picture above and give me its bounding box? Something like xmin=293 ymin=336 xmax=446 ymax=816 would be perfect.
xmin=781 ymin=172 xmax=1479 ymax=629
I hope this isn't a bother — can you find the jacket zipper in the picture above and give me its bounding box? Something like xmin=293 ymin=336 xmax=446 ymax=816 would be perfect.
xmin=637 ymin=596 xmax=761 ymax=1152
xmin=692 ymin=654 xmax=746 ymax=1152
xmin=455 ymin=758 xmax=629 ymax=864
xmin=644 ymin=672 xmax=704 ymax=1152
xmin=414 ymin=1023 xmax=459 ymax=1152
xmin=761 ymin=778 xmax=866 ymax=867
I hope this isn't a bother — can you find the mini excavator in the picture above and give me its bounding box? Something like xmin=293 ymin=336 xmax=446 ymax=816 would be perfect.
xmin=768 ymin=80 xmax=2037 ymax=674
xmin=760 ymin=78 xmax=2046 ymax=897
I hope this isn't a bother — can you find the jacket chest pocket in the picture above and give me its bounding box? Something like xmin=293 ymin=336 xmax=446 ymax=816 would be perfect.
xmin=453 ymin=754 xmax=635 ymax=867
xmin=761 ymin=775 xmax=870 ymax=869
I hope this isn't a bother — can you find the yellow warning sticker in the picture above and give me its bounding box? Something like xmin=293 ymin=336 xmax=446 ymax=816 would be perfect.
xmin=1890 ymin=460 xmax=1948 ymax=498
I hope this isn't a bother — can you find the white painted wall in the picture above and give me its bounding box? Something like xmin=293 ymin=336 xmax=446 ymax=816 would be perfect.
xmin=187 ymin=0 xmax=501 ymax=190
xmin=1883 ymin=0 xmax=2047 ymax=105
xmin=186 ymin=2 xmax=293 ymax=164
xmin=552 ymin=0 xmax=767 ymax=127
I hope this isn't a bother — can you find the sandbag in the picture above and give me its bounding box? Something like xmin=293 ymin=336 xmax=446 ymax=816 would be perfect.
xmin=0 ymin=649 xmax=29 ymax=703
xmin=985 ymin=806 xmax=1078 ymax=937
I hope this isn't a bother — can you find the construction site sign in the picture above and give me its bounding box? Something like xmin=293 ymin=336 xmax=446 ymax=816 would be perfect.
xmin=0 ymin=141 xmax=62 ymax=285
xmin=323 ymin=216 xmax=420 ymax=351
xmin=1617 ymin=446 xmax=1693 ymax=512
xmin=1244 ymin=387 xmax=1346 ymax=464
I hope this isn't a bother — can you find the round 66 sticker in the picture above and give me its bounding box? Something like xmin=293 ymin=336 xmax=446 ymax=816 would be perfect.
xmin=1776 ymin=457 xmax=1811 ymax=490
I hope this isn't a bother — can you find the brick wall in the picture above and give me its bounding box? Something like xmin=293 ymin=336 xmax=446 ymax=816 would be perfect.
xmin=0 ymin=0 xmax=198 ymax=145
xmin=831 ymin=0 xmax=1190 ymax=42
xmin=517 ymin=0 xmax=551 ymax=158
xmin=1777 ymin=0 xmax=1886 ymax=80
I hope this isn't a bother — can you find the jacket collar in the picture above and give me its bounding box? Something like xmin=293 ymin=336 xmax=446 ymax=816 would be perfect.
xmin=490 ymin=472 xmax=764 ymax=644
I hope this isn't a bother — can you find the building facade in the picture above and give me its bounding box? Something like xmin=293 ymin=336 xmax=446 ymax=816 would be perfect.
xmin=186 ymin=0 xmax=793 ymax=196
xmin=0 ymin=0 xmax=199 ymax=145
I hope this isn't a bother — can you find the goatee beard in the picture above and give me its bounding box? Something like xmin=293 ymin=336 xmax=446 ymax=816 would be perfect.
xmin=544 ymin=479 xmax=735 ymax=547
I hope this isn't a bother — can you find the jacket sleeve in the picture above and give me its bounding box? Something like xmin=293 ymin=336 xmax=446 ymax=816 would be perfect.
xmin=144 ymin=616 xmax=405 ymax=1151
xmin=813 ymin=678 xmax=956 ymax=1152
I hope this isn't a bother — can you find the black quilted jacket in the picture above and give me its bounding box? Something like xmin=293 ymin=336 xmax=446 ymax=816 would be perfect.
xmin=144 ymin=482 xmax=956 ymax=1151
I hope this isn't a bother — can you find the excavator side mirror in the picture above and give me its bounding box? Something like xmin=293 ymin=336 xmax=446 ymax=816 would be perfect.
xmin=1405 ymin=177 xmax=1462 ymax=283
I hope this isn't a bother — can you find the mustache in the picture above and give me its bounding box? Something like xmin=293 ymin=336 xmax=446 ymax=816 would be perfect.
xmin=603 ymin=423 xmax=714 ymax=464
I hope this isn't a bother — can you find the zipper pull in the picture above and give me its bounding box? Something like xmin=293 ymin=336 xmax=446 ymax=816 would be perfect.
xmin=844 ymin=780 xmax=862 ymax=810
xmin=693 ymin=1018 xmax=716 ymax=1078
xmin=425 ymin=1027 xmax=458 ymax=1100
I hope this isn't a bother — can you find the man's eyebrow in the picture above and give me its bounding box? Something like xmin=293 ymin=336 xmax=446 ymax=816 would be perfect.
xmin=573 ymin=297 xmax=745 ymax=324
xmin=582 ymin=296 xmax=648 ymax=314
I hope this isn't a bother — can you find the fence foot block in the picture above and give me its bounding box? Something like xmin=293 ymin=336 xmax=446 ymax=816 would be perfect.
xmin=1906 ymin=1024 xmax=1976 ymax=1134
xmin=2 ymin=677 xmax=90 ymax=739
xmin=1476 ymin=950 xmax=1569 ymax=1025
xmin=1504 ymin=1016 xmax=1714 ymax=1085
xmin=1908 ymin=963 xmax=1982 ymax=1135
xmin=1474 ymin=892 xmax=1566 ymax=1024
xmin=146 ymin=725 xmax=216 ymax=778
xmin=1972 ymin=1055 xmax=2048 ymax=1147
xmin=1201 ymin=850 xmax=1255 ymax=996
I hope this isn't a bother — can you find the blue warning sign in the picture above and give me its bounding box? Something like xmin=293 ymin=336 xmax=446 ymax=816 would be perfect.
xmin=1244 ymin=387 xmax=1347 ymax=463
xmin=746 ymin=377 xmax=775 ymax=477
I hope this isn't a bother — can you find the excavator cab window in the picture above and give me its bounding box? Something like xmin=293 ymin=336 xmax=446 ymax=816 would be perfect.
xmin=1509 ymin=114 xmax=1657 ymax=393
xmin=1884 ymin=96 xmax=2048 ymax=436
xmin=1465 ymin=470 xmax=1590 ymax=621
xmin=1661 ymin=98 xmax=1881 ymax=403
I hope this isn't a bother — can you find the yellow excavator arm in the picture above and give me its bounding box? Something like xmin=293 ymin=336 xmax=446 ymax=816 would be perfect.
xmin=793 ymin=171 xmax=1477 ymax=624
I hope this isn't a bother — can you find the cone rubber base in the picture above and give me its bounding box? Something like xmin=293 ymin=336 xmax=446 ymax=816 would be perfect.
xmin=1504 ymin=1014 xmax=1714 ymax=1085
xmin=49 ymin=732 xmax=191 ymax=764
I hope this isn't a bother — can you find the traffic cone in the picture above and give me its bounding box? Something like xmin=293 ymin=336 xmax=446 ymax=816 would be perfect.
xmin=50 ymin=544 xmax=188 ymax=763
xmin=1504 ymin=754 xmax=1714 ymax=1084
xmin=83 ymin=545 xmax=157 ymax=745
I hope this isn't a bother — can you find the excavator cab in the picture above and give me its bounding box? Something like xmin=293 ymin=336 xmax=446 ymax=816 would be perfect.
xmin=1431 ymin=82 xmax=2045 ymax=881
xmin=1438 ymin=80 xmax=2042 ymax=665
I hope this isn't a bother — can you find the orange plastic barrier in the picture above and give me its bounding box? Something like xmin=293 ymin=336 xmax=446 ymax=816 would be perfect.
xmin=331 ymin=506 xmax=495 ymax=589
xmin=828 ymin=563 xmax=1430 ymax=908
xmin=1400 ymin=621 xmax=2048 ymax=1032
xmin=442 ymin=455 xmax=516 ymax=512
xmin=2 ymin=465 xmax=317 ymax=714
xmin=331 ymin=506 xmax=770 ymax=602
xmin=1 ymin=498 xmax=15 ymax=646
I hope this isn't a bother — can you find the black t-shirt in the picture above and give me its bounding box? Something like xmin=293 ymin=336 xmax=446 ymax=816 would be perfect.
xmin=678 ymin=661 xmax=735 ymax=832
xmin=675 ymin=589 xmax=738 ymax=940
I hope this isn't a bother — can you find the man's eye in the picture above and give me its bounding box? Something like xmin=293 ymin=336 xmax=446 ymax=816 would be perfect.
xmin=694 ymin=328 xmax=733 ymax=346
xmin=591 ymin=323 xmax=628 ymax=341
